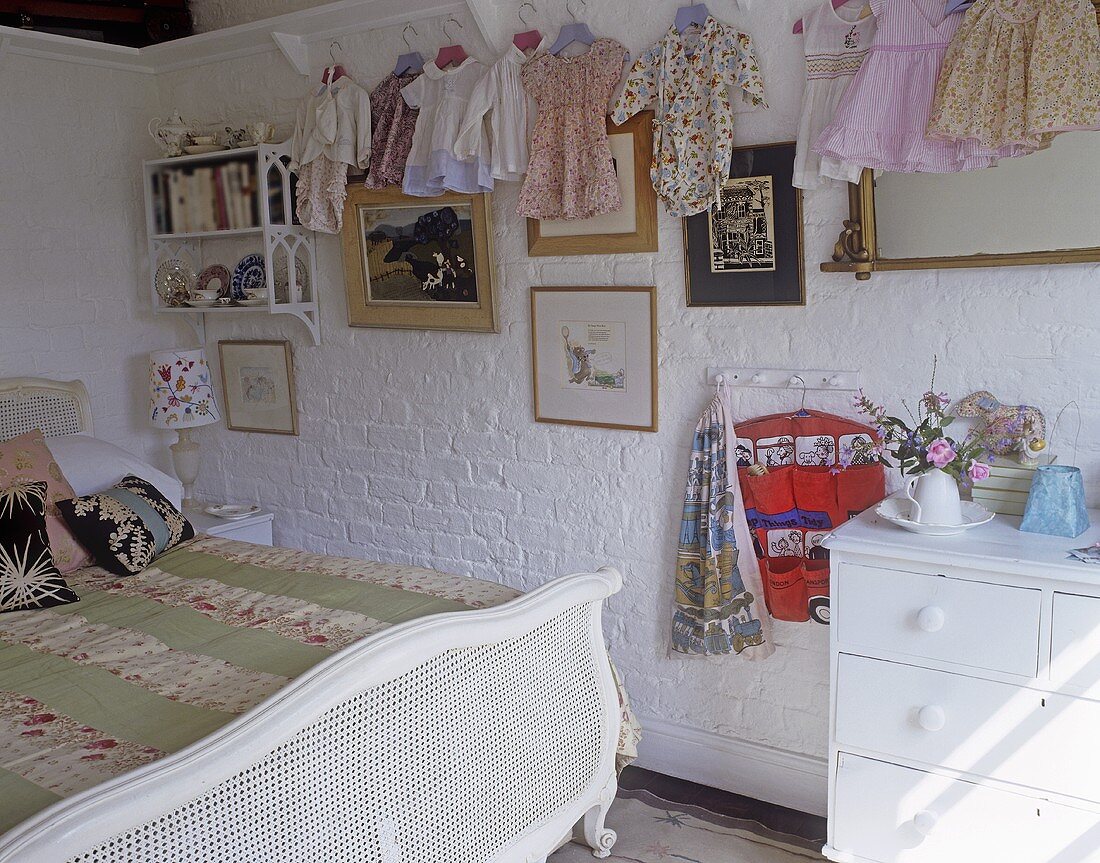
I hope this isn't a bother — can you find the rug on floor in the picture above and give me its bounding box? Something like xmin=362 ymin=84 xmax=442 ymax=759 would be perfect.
xmin=550 ymin=788 xmax=823 ymax=862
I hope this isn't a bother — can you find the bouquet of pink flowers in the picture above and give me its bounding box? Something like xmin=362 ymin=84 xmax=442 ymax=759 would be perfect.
xmin=852 ymin=363 xmax=991 ymax=485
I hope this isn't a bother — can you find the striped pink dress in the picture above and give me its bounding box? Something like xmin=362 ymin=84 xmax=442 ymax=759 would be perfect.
xmin=813 ymin=0 xmax=1030 ymax=172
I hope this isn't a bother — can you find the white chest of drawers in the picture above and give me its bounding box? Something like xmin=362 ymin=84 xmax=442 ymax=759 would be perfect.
xmin=823 ymin=502 xmax=1100 ymax=863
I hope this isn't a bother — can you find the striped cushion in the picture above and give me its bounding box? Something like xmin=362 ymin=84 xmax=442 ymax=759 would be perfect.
xmin=56 ymin=476 xmax=194 ymax=575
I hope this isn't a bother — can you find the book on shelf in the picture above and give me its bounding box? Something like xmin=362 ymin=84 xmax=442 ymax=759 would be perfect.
xmin=150 ymin=158 xmax=261 ymax=235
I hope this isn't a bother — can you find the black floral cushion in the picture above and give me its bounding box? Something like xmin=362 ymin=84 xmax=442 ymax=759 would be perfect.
xmin=0 ymin=481 xmax=79 ymax=612
xmin=56 ymin=475 xmax=194 ymax=576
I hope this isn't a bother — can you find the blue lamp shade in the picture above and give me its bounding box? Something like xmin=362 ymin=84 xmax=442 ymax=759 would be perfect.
xmin=1020 ymin=465 xmax=1090 ymax=538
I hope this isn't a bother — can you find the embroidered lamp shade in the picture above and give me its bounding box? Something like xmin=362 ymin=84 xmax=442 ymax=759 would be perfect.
xmin=148 ymin=348 xmax=220 ymax=429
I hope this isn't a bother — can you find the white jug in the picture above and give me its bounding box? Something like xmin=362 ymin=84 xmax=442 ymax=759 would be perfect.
xmin=904 ymin=468 xmax=963 ymax=526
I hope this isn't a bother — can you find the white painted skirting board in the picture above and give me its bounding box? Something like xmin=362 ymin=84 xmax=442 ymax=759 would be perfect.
xmin=633 ymin=715 xmax=828 ymax=817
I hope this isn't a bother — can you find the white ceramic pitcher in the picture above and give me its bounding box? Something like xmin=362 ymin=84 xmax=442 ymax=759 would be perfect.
xmin=904 ymin=468 xmax=963 ymax=526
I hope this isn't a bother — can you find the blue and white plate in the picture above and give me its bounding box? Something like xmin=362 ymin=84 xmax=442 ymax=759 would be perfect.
xmin=230 ymin=254 xmax=265 ymax=300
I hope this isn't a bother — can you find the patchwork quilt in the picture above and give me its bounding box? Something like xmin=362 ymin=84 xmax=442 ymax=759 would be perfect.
xmin=0 ymin=536 xmax=639 ymax=834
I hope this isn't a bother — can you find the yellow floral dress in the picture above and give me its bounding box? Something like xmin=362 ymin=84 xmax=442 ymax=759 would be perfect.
xmin=928 ymin=0 xmax=1100 ymax=150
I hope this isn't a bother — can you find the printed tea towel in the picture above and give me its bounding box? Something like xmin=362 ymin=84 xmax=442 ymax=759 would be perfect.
xmin=671 ymin=386 xmax=773 ymax=659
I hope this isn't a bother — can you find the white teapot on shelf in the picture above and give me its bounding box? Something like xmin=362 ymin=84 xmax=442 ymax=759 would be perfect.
xmin=148 ymin=110 xmax=194 ymax=157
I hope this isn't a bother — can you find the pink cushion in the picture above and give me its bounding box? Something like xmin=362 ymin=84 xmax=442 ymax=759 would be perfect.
xmin=0 ymin=429 xmax=92 ymax=572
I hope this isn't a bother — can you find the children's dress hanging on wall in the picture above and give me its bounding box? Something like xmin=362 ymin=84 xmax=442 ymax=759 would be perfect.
xmin=401 ymin=58 xmax=493 ymax=196
xmin=291 ymin=76 xmax=372 ymax=233
xmin=517 ymin=38 xmax=629 ymax=220
xmin=453 ymin=39 xmax=547 ymax=183
xmin=670 ymin=386 xmax=772 ymax=658
xmin=611 ymin=15 xmax=767 ymax=216
xmin=364 ymin=71 xmax=421 ymax=189
xmin=928 ymin=0 xmax=1100 ymax=151
xmin=813 ymin=0 xmax=1029 ymax=172
xmin=793 ymin=0 xmax=876 ymax=189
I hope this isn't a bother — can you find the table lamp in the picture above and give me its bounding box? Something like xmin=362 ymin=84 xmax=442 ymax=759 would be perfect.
xmin=148 ymin=348 xmax=220 ymax=509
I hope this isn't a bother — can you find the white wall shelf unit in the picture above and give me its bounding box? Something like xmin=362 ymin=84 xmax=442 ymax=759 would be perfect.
xmin=143 ymin=142 xmax=321 ymax=346
xmin=0 ymin=0 xmax=482 ymax=75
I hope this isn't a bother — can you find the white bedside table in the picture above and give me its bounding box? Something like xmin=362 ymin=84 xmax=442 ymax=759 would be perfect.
xmin=187 ymin=507 xmax=275 ymax=546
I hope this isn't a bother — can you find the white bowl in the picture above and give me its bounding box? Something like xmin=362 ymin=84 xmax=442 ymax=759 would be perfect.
xmin=193 ymin=289 xmax=220 ymax=301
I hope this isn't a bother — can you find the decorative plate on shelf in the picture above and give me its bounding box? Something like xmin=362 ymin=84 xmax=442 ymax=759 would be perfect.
xmin=204 ymin=504 xmax=261 ymax=520
xmin=230 ymin=254 xmax=265 ymax=300
xmin=197 ymin=264 xmax=232 ymax=298
xmin=155 ymin=258 xmax=195 ymax=307
xmin=273 ymin=256 xmax=310 ymax=304
xmin=183 ymin=144 xmax=228 ymax=155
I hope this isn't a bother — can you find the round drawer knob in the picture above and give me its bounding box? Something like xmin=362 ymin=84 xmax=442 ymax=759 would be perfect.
xmin=917 ymin=605 xmax=945 ymax=633
xmin=917 ymin=705 xmax=946 ymax=732
xmin=912 ymin=809 xmax=938 ymax=837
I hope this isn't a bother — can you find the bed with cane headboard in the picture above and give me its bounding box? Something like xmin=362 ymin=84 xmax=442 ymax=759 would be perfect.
xmin=0 ymin=377 xmax=627 ymax=863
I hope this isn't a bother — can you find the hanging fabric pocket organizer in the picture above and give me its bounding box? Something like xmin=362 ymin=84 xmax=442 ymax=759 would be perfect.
xmin=734 ymin=408 xmax=886 ymax=624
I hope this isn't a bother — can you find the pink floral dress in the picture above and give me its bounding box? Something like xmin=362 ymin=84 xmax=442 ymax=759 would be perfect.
xmin=363 ymin=71 xmax=421 ymax=189
xmin=518 ymin=38 xmax=629 ymax=220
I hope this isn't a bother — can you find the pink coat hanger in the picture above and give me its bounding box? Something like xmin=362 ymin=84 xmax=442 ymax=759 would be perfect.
xmin=513 ymin=2 xmax=543 ymax=52
xmin=793 ymin=0 xmax=869 ymax=34
xmin=321 ymin=41 xmax=349 ymax=83
xmin=434 ymin=16 xmax=469 ymax=68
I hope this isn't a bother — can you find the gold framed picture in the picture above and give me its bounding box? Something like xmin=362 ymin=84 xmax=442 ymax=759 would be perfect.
xmin=530 ymin=286 xmax=658 ymax=432
xmin=526 ymin=111 xmax=659 ymax=257
xmin=341 ymin=186 xmax=498 ymax=333
xmin=217 ymin=340 xmax=298 ymax=435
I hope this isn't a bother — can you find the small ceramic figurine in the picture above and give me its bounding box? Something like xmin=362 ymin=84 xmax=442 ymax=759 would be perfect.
xmin=955 ymin=391 xmax=1047 ymax=464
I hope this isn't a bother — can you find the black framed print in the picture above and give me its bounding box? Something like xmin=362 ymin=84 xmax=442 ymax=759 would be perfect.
xmin=683 ymin=141 xmax=805 ymax=307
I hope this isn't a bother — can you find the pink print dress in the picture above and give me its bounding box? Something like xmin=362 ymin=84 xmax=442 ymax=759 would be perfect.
xmin=518 ymin=38 xmax=629 ymax=220
xmin=814 ymin=0 xmax=1028 ymax=172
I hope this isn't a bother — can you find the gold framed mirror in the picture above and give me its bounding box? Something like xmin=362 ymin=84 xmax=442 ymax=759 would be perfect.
xmin=822 ymin=1 xmax=1100 ymax=281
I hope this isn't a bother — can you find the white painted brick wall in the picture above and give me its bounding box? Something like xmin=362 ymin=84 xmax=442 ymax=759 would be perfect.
xmin=3 ymin=0 xmax=1095 ymax=773
xmin=0 ymin=55 xmax=188 ymax=471
xmin=160 ymin=0 xmax=1100 ymax=763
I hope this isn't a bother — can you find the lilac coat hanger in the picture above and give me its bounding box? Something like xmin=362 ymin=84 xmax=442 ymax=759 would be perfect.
xmin=394 ymin=23 xmax=424 ymax=75
xmin=549 ymin=0 xmax=596 ymax=55
xmin=674 ymin=4 xmax=710 ymax=32
xmin=944 ymin=0 xmax=974 ymax=13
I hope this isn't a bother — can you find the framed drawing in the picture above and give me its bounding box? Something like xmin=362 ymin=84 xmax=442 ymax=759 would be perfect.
xmin=684 ymin=141 xmax=805 ymax=306
xmin=530 ymin=286 xmax=657 ymax=432
xmin=341 ymin=186 xmax=498 ymax=332
xmin=526 ymin=111 xmax=659 ymax=257
xmin=217 ymin=340 xmax=299 ymax=435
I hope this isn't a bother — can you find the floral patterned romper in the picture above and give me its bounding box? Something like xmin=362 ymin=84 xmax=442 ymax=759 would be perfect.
xmin=612 ymin=16 xmax=767 ymax=217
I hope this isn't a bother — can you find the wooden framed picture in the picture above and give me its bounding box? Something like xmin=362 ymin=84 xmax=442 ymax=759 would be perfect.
xmin=684 ymin=141 xmax=805 ymax=307
xmin=217 ymin=340 xmax=298 ymax=435
xmin=530 ymin=286 xmax=657 ymax=432
xmin=341 ymin=186 xmax=498 ymax=332
xmin=526 ymin=111 xmax=659 ymax=257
